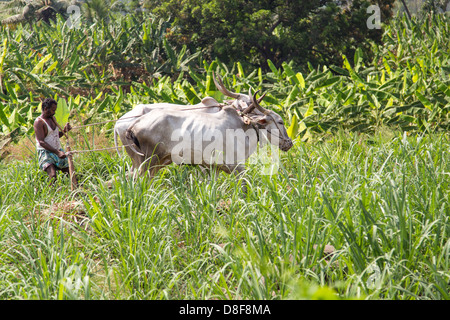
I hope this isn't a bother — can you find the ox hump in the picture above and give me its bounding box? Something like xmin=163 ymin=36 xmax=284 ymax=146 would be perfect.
xmin=201 ymin=97 xmax=220 ymax=108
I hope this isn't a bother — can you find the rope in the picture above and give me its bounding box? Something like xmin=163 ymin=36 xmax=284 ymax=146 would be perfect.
xmin=169 ymin=104 xmax=225 ymax=111
xmin=64 ymin=103 xmax=250 ymax=155
xmin=70 ymin=105 xmax=224 ymax=130
xmin=70 ymin=115 xmax=141 ymax=130
xmin=65 ymin=105 xmax=226 ymax=154
xmin=65 ymin=145 xmax=132 ymax=156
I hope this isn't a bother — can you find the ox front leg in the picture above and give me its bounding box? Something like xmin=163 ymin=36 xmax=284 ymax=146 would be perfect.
xmin=232 ymin=165 xmax=247 ymax=196
xmin=106 ymin=170 xmax=137 ymax=189
xmin=139 ymin=156 xmax=171 ymax=181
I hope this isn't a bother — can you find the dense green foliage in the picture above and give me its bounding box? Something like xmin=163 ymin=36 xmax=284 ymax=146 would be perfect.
xmin=0 ymin=4 xmax=449 ymax=301
xmin=144 ymin=0 xmax=395 ymax=69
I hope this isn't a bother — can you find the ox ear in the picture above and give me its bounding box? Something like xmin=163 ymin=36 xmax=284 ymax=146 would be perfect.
xmin=255 ymin=116 xmax=268 ymax=125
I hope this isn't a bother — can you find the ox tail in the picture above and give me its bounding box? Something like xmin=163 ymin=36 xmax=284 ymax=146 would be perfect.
xmin=125 ymin=128 xmax=145 ymax=157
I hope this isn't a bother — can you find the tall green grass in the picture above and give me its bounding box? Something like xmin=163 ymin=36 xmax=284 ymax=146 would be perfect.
xmin=1 ymin=130 xmax=448 ymax=299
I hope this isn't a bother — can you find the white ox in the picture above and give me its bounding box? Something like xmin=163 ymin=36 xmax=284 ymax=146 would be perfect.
xmin=124 ymin=90 xmax=293 ymax=190
xmin=113 ymin=73 xmax=264 ymax=171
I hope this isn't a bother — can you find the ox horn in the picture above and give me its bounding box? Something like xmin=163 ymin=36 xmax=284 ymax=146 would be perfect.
xmin=242 ymin=88 xmax=265 ymax=114
xmin=244 ymin=89 xmax=269 ymax=115
xmin=213 ymin=72 xmax=242 ymax=100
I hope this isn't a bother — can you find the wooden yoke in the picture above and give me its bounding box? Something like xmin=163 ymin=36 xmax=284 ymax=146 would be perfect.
xmin=53 ymin=116 xmax=77 ymax=190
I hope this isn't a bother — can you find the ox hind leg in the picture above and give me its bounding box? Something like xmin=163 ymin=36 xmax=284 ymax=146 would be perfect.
xmin=106 ymin=147 xmax=145 ymax=189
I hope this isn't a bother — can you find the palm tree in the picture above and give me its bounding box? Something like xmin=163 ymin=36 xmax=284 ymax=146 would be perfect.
xmin=0 ymin=0 xmax=81 ymax=25
xmin=400 ymin=0 xmax=413 ymax=18
xmin=422 ymin=0 xmax=450 ymax=12
xmin=81 ymin=0 xmax=110 ymax=23
xmin=81 ymin=0 xmax=140 ymax=23
xmin=0 ymin=0 xmax=29 ymax=24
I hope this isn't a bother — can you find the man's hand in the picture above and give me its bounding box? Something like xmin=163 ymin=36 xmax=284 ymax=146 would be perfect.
xmin=63 ymin=123 xmax=72 ymax=133
xmin=57 ymin=150 xmax=67 ymax=159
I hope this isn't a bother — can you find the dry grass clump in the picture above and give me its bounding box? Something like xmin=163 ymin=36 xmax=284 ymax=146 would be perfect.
xmin=33 ymin=200 xmax=91 ymax=232
xmin=1 ymin=136 xmax=36 ymax=163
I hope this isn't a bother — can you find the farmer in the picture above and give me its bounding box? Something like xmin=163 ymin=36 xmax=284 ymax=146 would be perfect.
xmin=34 ymin=98 xmax=75 ymax=184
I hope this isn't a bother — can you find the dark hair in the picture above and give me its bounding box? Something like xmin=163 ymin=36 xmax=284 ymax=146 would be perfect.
xmin=42 ymin=98 xmax=57 ymax=110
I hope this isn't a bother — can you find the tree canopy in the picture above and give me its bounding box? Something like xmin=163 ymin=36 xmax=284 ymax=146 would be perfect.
xmin=143 ymin=0 xmax=395 ymax=70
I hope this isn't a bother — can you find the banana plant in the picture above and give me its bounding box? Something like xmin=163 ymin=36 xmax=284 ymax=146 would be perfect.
xmin=0 ymin=38 xmax=8 ymax=96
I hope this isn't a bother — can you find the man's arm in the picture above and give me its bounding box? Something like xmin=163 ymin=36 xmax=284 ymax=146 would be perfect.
xmin=58 ymin=122 xmax=72 ymax=138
